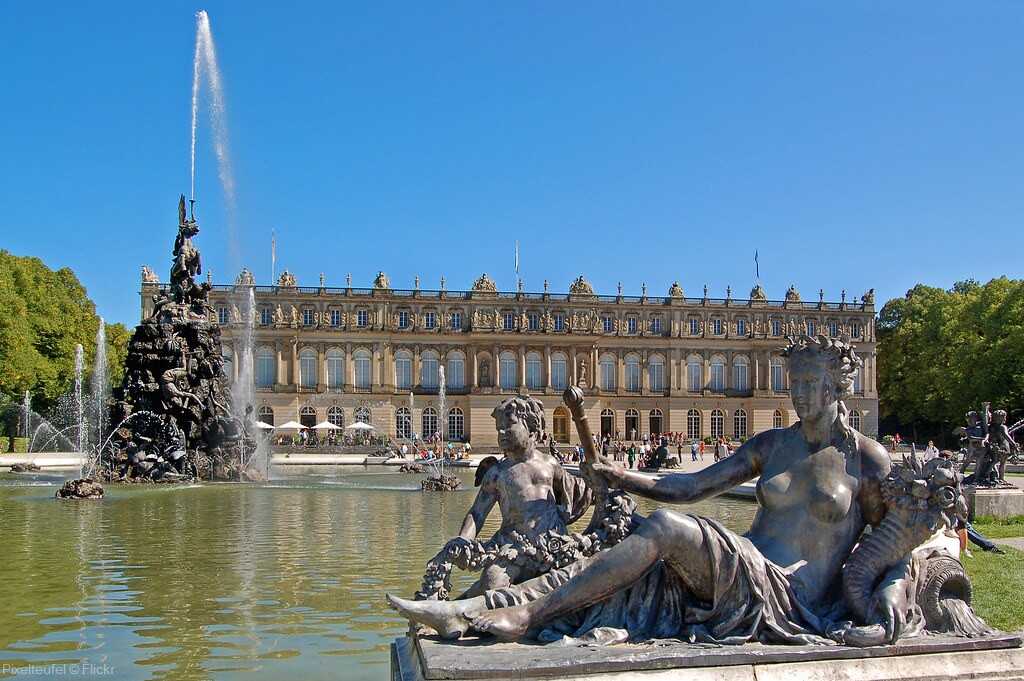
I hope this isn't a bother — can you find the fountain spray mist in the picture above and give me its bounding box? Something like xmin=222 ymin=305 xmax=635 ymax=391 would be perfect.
xmin=90 ymin=319 xmax=109 ymax=471
xmin=74 ymin=344 xmax=85 ymax=475
xmin=189 ymin=10 xmax=240 ymax=265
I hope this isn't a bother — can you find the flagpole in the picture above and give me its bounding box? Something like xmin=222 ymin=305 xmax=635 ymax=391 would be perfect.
xmin=271 ymin=229 xmax=277 ymax=283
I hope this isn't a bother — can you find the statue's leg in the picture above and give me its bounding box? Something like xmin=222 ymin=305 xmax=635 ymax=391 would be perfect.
xmin=457 ymin=563 xmax=516 ymax=600
xmin=471 ymin=509 xmax=714 ymax=640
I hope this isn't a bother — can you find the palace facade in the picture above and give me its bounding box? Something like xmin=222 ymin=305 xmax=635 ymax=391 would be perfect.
xmin=140 ymin=270 xmax=880 ymax=449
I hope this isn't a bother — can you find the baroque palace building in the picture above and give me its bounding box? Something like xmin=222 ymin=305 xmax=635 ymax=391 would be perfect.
xmin=140 ymin=269 xmax=880 ymax=449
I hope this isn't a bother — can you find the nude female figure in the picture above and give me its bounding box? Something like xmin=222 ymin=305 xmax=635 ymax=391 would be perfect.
xmin=389 ymin=337 xmax=912 ymax=644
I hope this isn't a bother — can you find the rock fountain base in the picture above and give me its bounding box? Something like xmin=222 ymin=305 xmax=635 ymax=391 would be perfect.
xmin=399 ymin=463 xmax=425 ymax=474
xmin=55 ymin=478 xmax=104 ymax=499
xmin=10 ymin=463 xmax=41 ymax=473
xmin=421 ymin=474 xmax=461 ymax=491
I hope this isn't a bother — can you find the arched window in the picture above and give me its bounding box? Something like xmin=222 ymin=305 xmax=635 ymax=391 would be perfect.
xmin=447 ymin=351 xmax=466 ymax=390
xmin=299 ymin=348 xmax=317 ymax=388
xmin=354 ymin=406 xmax=371 ymax=425
xmin=773 ymin=409 xmax=786 ymax=429
xmin=222 ymin=346 xmax=234 ymax=381
xmin=770 ymin=357 xmax=785 ymax=392
xmin=849 ymin=410 xmax=862 ymax=431
xmin=853 ymin=366 xmax=863 ymax=394
xmin=422 ymin=407 xmax=438 ymax=439
xmin=327 ymin=406 xmax=344 ymax=428
xmin=710 ymin=355 xmax=726 ymax=392
xmin=395 ymin=407 xmax=412 ymax=439
xmin=326 ymin=348 xmax=345 ymax=390
xmin=732 ymin=355 xmax=749 ymax=393
xmin=710 ymin=409 xmax=725 ymax=438
xmin=258 ymin=405 xmax=274 ymax=426
xmin=600 ymin=409 xmax=615 ymax=438
xmin=499 ymin=351 xmax=517 ymax=390
xmin=552 ymin=406 xmax=569 ymax=443
xmin=526 ymin=351 xmax=543 ymax=390
xmin=624 ymin=354 xmax=641 ymax=392
xmin=551 ymin=352 xmax=568 ymax=391
xmin=687 ymin=355 xmax=702 ymax=392
xmin=354 ymin=349 xmax=372 ymax=389
xmin=648 ymin=355 xmax=665 ymax=392
xmin=734 ymin=408 xmax=748 ymax=439
xmin=447 ymin=407 xmax=465 ymax=440
xmin=649 ymin=408 xmax=663 ymax=436
xmin=625 ymin=408 xmax=640 ymax=439
xmin=299 ymin=405 xmax=317 ymax=428
xmin=687 ymin=409 xmax=701 ymax=440
xmin=599 ymin=354 xmax=616 ymax=391
xmin=256 ymin=347 xmax=276 ymax=388
xmin=421 ymin=350 xmax=439 ymax=390
xmin=395 ymin=349 xmax=413 ymax=390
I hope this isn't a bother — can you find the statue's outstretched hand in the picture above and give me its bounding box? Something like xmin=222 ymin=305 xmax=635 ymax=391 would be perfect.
xmin=586 ymin=460 xmax=627 ymax=488
xmin=443 ymin=536 xmax=473 ymax=558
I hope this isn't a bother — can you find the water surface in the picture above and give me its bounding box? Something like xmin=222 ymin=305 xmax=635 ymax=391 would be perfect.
xmin=0 ymin=467 xmax=755 ymax=680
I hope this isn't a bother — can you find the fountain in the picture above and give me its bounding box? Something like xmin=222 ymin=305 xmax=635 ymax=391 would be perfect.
xmin=101 ymin=196 xmax=255 ymax=482
xmin=421 ymin=365 xmax=460 ymax=491
xmin=90 ymin=319 xmax=109 ymax=455
xmin=232 ymin=285 xmax=270 ymax=480
xmin=74 ymin=344 xmax=85 ymax=466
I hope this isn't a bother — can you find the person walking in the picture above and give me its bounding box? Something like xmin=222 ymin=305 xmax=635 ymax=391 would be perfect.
xmin=924 ymin=440 xmax=940 ymax=461
xmin=698 ymin=440 xmax=705 ymax=461
xmin=690 ymin=440 xmax=699 ymax=462
xmin=627 ymin=444 xmax=636 ymax=470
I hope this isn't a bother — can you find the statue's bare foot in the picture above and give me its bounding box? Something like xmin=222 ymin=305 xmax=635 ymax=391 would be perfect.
xmin=385 ymin=594 xmax=475 ymax=640
xmin=469 ymin=605 xmax=531 ymax=642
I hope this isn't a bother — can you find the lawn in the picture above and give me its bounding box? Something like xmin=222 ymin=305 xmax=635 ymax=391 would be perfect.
xmin=964 ymin=546 xmax=1024 ymax=632
xmin=973 ymin=515 xmax=1024 ymax=539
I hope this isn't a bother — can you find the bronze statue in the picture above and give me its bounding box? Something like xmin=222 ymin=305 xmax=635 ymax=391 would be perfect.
xmin=388 ymin=336 xmax=985 ymax=647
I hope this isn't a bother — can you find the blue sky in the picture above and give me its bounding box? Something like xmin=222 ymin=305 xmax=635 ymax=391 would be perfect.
xmin=2 ymin=2 xmax=1022 ymax=326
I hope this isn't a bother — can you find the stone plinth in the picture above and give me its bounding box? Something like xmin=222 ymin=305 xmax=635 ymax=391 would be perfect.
xmin=966 ymin=486 xmax=1024 ymax=520
xmin=392 ymin=633 xmax=1023 ymax=681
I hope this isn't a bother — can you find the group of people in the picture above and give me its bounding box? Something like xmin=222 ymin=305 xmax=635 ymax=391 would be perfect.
xmin=548 ymin=434 xmax=736 ymax=470
xmin=397 ymin=438 xmax=473 ymax=461
xmin=272 ymin=430 xmax=390 ymax=448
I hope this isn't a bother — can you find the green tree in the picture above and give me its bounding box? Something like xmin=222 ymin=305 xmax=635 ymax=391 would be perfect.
xmin=878 ymin=278 xmax=1024 ymax=444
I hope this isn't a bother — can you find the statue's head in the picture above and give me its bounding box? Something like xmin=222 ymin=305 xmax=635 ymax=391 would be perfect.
xmin=966 ymin=411 xmax=980 ymax=426
xmin=492 ymin=395 xmax=546 ymax=457
xmin=783 ymin=335 xmax=861 ymax=428
xmin=992 ymin=409 xmax=1007 ymax=425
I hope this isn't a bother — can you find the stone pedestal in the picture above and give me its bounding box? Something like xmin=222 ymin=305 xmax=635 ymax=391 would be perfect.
xmin=392 ymin=633 xmax=1023 ymax=681
xmin=966 ymin=486 xmax=1024 ymax=520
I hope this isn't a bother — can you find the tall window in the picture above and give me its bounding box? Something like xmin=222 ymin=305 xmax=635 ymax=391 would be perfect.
xmin=771 ymin=319 xmax=782 ymax=336
xmin=828 ymin=321 xmax=839 ymax=337
xmin=327 ymin=406 xmax=344 ymax=428
xmin=627 ymin=317 xmax=638 ymax=334
xmin=303 ymin=309 xmax=315 ymax=326
xmin=734 ymin=409 xmax=748 ymax=439
xmin=447 ymin=407 xmax=465 ymax=440
xmin=732 ymin=356 xmax=749 ymax=392
xmin=600 ymin=409 xmax=615 ymax=438
xmin=503 ymin=312 xmax=516 ymax=331
xmin=330 ymin=309 xmax=342 ymax=327
xmin=649 ymin=409 xmax=663 ymax=435
xmin=807 ymin=320 xmax=817 ymax=336
xmin=354 ymin=406 xmax=371 ymax=425
xmin=551 ymin=353 xmax=568 ymax=390
xmin=357 ymin=309 xmax=369 ymax=328
xmin=258 ymin=406 xmax=274 ymax=425
xmin=396 ymin=407 xmax=412 ymax=439
xmin=450 ymin=311 xmax=462 ymax=330
xmin=689 ymin=318 xmax=700 ymax=336
xmin=625 ymin=354 xmax=641 ymax=392
xmin=395 ymin=350 xmax=412 ymax=390
xmin=299 ymin=348 xmax=317 ymax=388
xmin=710 ymin=356 xmax=725 ymax=392
xmin=602 ymin=316 xmax=614 ymax=333
xmin=554 ymin=314 xmax=565 ymax=332
xmin=398 ymin=310 xmax=410 ymax=329
xmin=421 ymin=350 xmax=439 ymax=389
xmin=260 ymin=308 xmax=272 ymax=326
xmin=326 ymin=349 xmax=345 ymax=389
xmin=256 ymin=347 xmax=275 ymax=388
xmin=218 ymin=307 xmax=229 ymax=324
xmin=736 ymin=318 xmax=747 ymax=336
xmin=499 ymin=352 xmax=517 ymax=390
xmin=526 ymin=352 xmax=543 ymax=390
xmin=299 ymin=405 xmax=317 ymax=428
xmin=773 ymin=409 xmax=786 ymax=429
xmin=849 ymin=410 xmax=862 ymax=431
xmin=354 ymin=350 xmax=372 ymax=389
xmin=850 ymin=322 xmax=862 ymax=338
xmin=853 ymin=367 xmax=863 ymax=394
xmin=710 ymin=409 xmax=725 ymax=438
xmin=770 ymin=358 xmax=785 ymax=392
xmin=528 ymin=313 xmax=539 ymax=331
xmin=650 ymin=316 xmax=662 ymax=334
xmin=600 ymin=354 xmax=616 ymax=391
xmin=712 ymin=319 xmax=723 ymax=335
xmin=649 ymin=355 xmax=665 ymax=392
xmin=687 ymin=409 xmax=701 ymax=440
xmin=687 ymin=355 xmax=702 ymax=392
xmin=422 ymin=407 xmax=438 ymax=438
xmin=446 ymin=351 xmax=465 ymax=390
xmin=625 ymin=409 xmax=640 ymax=439
xmin=424 ymin=311 xmax=437 ymax=329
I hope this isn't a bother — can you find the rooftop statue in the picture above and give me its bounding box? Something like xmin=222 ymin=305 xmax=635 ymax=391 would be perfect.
xmin=389 ymin=336 xmax=987 ymax=647
xmin=141 ymin=265 xmax=159 ymax=284
xmin=569 ymin=275 xmax=595 ymax=296
xmin=373 ymin=271 xmax=391 ymax=289
xmin=278 ymin=270 xmax=297 ymax=288
xmin=668 ymin=282 xmax=684 ymax=298
xmin=750 ymin=283 xmax=768 ymax=301
xmin=785 ymin=284 xmax=801 ymax=303
xmin=235 ymin=268 xmax=255 ymax=286
xmin=472 ymin=273 xmax=498 ymax=293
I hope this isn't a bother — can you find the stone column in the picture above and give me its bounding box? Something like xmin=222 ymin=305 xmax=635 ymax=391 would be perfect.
xmin=641 ymin=349 xmax=650 ymax=394
xmin=519 ymin=346 xmax=526 ymax=389
xmin=544 ymin=345 xmax=552 ymax=390
xmin=276 ymin=341 xmax=284 ymax=387
xmin=471 ymin=348 xmax=479 ymax=388
xmin=571 ymin=347 xmax=579 ymax=387
xmin=345 ymin=342 xmax=354 ymax=390
xmin=617 ymin=349 xmax=625 ymax=393
xmin=382 ymin=343 xmax=393 ymax=392
xmin=703 ymin=353 xmax=711 ymax=393
xmin=494 ymin=344 xmax=501 ymax=388
xmin=412 ymin=346 xmax=421 ymax=389
xmin=372 ymin=343 xmax=382 ymax=389
xmin=232 ymin=342 xmax=240 ymax=381
xmin=317 ymin=344 xmax=326 ymax=392
xmin=291 ymin=338 xmax=299 ymax=388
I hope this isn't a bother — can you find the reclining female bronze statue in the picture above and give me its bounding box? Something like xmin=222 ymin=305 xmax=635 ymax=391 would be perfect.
xmin=389 ymin=336 xmax=986 ymax=647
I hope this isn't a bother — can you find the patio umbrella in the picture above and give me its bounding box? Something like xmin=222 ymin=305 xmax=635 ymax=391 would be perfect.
xmin=313 ymin=420 xmax=342 ymax=430
xmin=254 ymin=421 xmax=276 ymax=430
xmin=345 ymin=422 xmax=375 ymax=431
xmin=277 ymin=420 xmax=305 ymax=430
